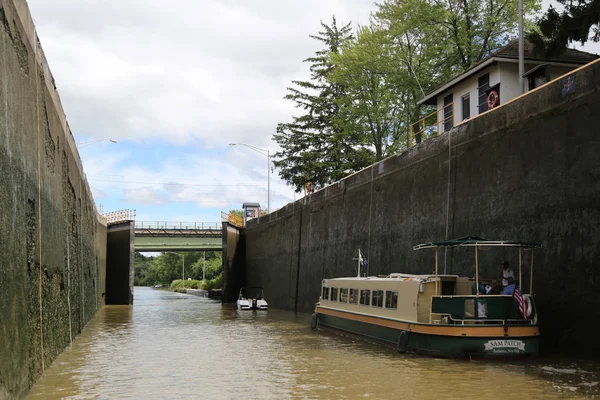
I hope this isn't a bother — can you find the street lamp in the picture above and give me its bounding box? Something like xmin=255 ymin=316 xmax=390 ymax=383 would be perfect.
xmin=229 ymin=143 xmax=270 ymax=216
xmin=166 ymin=252 xmax=185 ymax=288
xmin=79 ymin=139 xmax=118 ymax=148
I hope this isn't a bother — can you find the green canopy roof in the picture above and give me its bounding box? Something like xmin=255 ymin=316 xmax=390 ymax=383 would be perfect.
xmin=413 ymin=236 xmax=542 ymax=250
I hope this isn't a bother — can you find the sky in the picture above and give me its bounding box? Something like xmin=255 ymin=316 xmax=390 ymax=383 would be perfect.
xmin=26 ymin=0 xmax=600 ymax=225
xmin=26 ymin=0 xmax=375 ymax=224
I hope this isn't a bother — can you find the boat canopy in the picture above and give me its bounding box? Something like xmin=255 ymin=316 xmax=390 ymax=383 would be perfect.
xmin=413 ymin=236 xmax=542 ymax=250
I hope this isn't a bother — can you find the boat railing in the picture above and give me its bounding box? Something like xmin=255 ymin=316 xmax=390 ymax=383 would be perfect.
xmin=431 ymin=295 xmax=532 ymax=323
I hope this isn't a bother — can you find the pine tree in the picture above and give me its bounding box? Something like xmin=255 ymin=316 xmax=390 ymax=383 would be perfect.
xmin=273 ymin=17 xmax=374 ymax=193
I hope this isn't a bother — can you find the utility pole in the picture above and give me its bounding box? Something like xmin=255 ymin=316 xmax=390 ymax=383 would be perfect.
xmin=202 ymin=251 xmax=205 ymax=283
xmin=518 ymin=0 xmax=524 ymax=94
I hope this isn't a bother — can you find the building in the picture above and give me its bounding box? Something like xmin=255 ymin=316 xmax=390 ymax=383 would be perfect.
xmin=413 ymin=40 xmax=599 ymax=136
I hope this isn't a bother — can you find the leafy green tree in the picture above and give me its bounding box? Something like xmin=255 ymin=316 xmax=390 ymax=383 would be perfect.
xmin=376 ymin=0 xmax=540 ymax=73
xmin=229 ymin=209 xmax=244 ymax=219
xmin=189 ymin=251 xmax=222 ymax=281
xmin=331 ymin=27 xmax=412 ymax=158
xmin=134 ymin=252 xmax=154 ymax=286
xmin=273 ymin=17 xmax=374 ymax=192
xmin=529 ymin=0 xmax=600 ymax=56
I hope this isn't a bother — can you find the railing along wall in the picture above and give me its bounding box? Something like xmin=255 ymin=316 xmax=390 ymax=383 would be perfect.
xmin=409 ymin=102 xmax=454 ymax=147
xmin=221 ymin=211 xmax=243 ymax=228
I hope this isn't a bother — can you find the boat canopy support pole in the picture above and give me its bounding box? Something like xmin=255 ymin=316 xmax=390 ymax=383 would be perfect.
xmin=475 ymin=246 xmax=479 ymax=318
xmin=435 ymin=248 xmax=439 ymax=275
xmin=530 ymin=250 xmax=534 ymax=294
xmin=518 ymin=248 xmax=522 ymax=290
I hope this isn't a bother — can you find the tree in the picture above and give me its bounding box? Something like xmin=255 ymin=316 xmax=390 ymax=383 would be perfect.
xmin=529 ymin=0 xmax=600 ymax=56
xmin=273 ymin=17 xmax=374 ymax=192
xmin=375 ymin=0 xmax=541 ymax=74
xmin=189 ymin=251 xmax=222 ymax=281
xmin=229 ymin=209 xmax=244 ymax=219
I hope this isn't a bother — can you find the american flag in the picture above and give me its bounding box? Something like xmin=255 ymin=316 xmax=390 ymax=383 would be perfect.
xmin=514 ymin=288 xmax=526 ymax=318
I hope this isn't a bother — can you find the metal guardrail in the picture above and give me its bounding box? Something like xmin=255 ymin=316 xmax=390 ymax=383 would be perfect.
xmin=135 ymin=221 xmax=220 ymax=230
xmin=409 ymin=102 xmax=454 ymax=147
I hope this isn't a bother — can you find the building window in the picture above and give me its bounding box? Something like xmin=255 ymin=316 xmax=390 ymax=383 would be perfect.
xmin=322 ymin=287 xmax=329 ymax=301
xmin=330 ymin=287 xmax=338 ymax=302
xmin=462 ymin=93 xmax=470 ymax=120
xmin=340 ymin=288 xmax=348 ymax=303
xmin=372 ymin=290 xmax=384 ymax=307
xmin=385 ymin=291 xmax=398 ymax=309
xmin=478 ymin=73 xmax=490 ymax=113
xmin=360 ymin=289 xmax=371 ymax=306
xmin=443 ymin=93 xmax=453 ymax=132
xmin=528 ymin=66 xmax=548 ymax=90
xmin=349 ymin=288 xmax=359 ymax=304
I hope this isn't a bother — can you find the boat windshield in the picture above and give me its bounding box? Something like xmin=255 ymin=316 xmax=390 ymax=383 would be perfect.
xmin=242 ymin=287 xmax=264 ymax=299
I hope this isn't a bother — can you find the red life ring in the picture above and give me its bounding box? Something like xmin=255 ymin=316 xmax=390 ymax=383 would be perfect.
xmin=487 ymin=90 xmax=499 ymax=108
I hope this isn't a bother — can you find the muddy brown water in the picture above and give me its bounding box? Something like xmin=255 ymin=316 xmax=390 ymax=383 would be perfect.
xmin=27 ymin=287 xmax=600 ymax=399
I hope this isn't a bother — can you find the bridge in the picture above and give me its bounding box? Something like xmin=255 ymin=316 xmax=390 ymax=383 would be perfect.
xmin=133 ymin=221 xmax=223 ymax=252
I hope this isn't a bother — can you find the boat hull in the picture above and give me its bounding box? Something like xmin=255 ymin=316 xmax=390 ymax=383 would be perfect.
xmin=316 ymin=309 xmax=539 ymax=359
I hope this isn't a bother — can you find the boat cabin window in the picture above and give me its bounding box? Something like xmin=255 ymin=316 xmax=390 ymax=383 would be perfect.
xmin=441 ymin=281 xmax=456 ymax=295
xmin=372 ymin=290 xmax=384 ymax=308
xmin=322 ymin=287 xmax=329 ymax=300
xmin=385 ymin=291 xmax=398 ymax=309
xmin=340 ymin=288 xmax=349 ymax=303
xmin=360 ymin=289 xmax=371 ymax=306
xmin=349 ymin=288 xmax=359 ymax=304
xmin=330 ymin=287 xmax=338 ymax=302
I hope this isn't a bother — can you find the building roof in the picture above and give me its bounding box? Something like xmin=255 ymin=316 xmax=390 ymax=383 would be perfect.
xmin=242 ymin=202 xmax=261 ymax=208
xmin=418 ymin=39 xmax=599 ymax=106
xmin=493 ymin=39 xmax=598 ymax=64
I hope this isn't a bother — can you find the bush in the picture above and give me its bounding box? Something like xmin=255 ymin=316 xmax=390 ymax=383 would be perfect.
xmin=203 ymin=273 xmax=223 ymax=291
xmin=170 ymin=279 xmax=203 ymax=290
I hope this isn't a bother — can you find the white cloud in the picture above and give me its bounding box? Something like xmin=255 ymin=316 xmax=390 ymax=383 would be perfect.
xmin=29 ymin=0 xmax=375 ymax=148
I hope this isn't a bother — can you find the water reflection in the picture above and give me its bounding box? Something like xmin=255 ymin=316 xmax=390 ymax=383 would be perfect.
xmin=27 ymin=287 xmax=599 ymax=399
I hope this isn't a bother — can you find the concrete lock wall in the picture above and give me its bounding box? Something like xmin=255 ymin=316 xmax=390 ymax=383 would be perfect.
xmin=222 ymin=223 xmax=246 ymax=303
xmin=245 ymin=60 xmax=600 ymax=357
xmin=0 ymin=1 xmax=107 ymax=398
xmin=106 ymin=222 xmax=134 ymax=305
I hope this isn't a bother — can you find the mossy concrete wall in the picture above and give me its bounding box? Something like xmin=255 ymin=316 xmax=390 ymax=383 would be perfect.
xmin=0 ymin=1 xmax=107 ymax=398
xmin=245 ymin=60 xmax=600 ymax=357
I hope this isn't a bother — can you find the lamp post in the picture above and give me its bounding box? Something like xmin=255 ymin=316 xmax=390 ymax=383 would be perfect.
xmin=229 ymin=143 xmax=270 ymax=215
xmin=79 ymin=139 xmax=118 ymax=148
xmin=166 ymin=252 xmax=185 ymax=288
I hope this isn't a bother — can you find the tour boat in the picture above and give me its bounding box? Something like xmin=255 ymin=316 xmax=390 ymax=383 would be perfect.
xmin=237 ymin=286 xmax=268 ymax=310
xmin=312 ymin=237 xmax=541 ymax=358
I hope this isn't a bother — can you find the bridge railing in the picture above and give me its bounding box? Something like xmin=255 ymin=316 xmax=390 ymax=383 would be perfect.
xmin=135 ymin=221 xmax=221 ymax=230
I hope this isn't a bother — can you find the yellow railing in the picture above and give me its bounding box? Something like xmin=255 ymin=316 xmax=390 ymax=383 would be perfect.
xmin=409 ymin=102 xmax=454 ymax=147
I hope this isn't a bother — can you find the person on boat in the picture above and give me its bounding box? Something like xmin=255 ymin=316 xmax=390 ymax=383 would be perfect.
xmin=471 ymin=281 xmax=488 ymax=318
xmin=501 ymin=261 xmax=515 ymax=287
xmin=503 ymin=278 xmax=517 ymax=295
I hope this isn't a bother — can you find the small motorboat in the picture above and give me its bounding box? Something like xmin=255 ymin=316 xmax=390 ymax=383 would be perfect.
xmin=237 ymin=286 xmax=268 ymax=310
